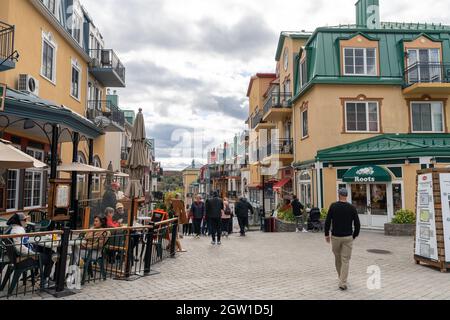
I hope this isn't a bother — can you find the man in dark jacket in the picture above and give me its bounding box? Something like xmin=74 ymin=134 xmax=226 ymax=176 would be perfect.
xmin=235 ymin=197 xmax=254 ymax=236
xmin=190 ymin=195 xmax=205 ymax=239
xmin=325 ymin=188 xmax=361 ymax=291
xmin=205 ymin=192 xmax=224 ymax=245
xmin=292 ymin=195 xmax=305 ymax=232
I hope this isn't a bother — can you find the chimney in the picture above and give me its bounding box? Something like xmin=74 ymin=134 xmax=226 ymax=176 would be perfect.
xmin=356 ymin=0 xmax=380 ymax=29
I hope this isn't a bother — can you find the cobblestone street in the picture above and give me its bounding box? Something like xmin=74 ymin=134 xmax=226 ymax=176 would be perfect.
xmin=32 ymin=230 xmax=450 ymax=300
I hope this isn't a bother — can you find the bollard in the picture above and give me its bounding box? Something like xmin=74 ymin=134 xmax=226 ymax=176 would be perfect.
xmin=170 ymin=220 xmax=178 ymax=258
xmin=144 ymin=223 xmax=155 ymax=275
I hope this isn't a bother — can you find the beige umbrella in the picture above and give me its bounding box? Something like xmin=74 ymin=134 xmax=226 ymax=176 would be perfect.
xmin=57 ymin=162 xmax=108 ymax=173
xmin=125 ymin=108 xmax=149 ymax=199
xmin=114 ymin=171 xmax=129 ymax=178
xmin=0 ymin=139 xmax=47 ymax=169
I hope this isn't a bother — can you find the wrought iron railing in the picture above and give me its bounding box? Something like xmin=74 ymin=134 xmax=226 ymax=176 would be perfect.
xmin=263 ymin=92 xmax=292 ymax=115
xmin=87 ymin=100 xmax=125 ymax=127
xmin=89 ymin=49 xmax=126 ymax=84
xmin=251 ymin=111 xmax=263 ymax=129
xmin=404 ymin=62 xmax=450 ymax=86
xmin=0 ymin=21 xmax=15 ymax=62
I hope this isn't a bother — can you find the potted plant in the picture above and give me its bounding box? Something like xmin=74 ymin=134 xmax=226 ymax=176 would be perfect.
xmin=384 ymin=209 xmax=416 ymax=236
xmin=320 ymin=208 xmax=328 ymax=223
xmin=275 ymin=206 xmax=296 ymax=232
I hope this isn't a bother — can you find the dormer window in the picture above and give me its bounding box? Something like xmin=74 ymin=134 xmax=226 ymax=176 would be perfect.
xmin=344 ymin=48 xmax=377 ymax=76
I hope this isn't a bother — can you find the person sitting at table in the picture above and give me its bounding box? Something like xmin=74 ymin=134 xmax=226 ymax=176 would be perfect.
xmin=114 ymin=203 xmax=127 ymax=224
xmin=105 ymin=207 xmax=122 ymax=228
xmin=6 ymin=213 xmax=55 ymax=286
xmin=79 ymin=216 xmax=111 ymax=262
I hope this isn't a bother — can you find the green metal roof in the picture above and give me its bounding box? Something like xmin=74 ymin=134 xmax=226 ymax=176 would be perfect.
xmin=4 ymin=89 xmax=103 ymax=139
xmin=275 ymin=31 xmax=312 ymax=61
xmin=316 ymin=134 xmax=450 ymax=162
xmin=293 ymin=24 xmax=450 ymax=101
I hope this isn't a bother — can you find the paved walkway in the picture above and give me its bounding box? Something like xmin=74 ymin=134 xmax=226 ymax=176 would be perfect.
xmin=30 ymin=231 xmax=450 ymax=300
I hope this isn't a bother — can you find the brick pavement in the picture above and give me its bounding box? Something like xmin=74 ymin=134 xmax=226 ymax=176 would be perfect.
xmin=17 ymin=230 xmax=450 ymax=300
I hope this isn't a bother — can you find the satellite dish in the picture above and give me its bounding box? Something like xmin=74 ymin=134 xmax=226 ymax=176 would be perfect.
xmin=94 ymin=116 xmax=111 ymax=128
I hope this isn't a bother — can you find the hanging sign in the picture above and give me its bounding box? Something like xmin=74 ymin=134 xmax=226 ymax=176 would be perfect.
xmin=415 ymin=173 xmax=438 ymax=261
xmin=0 ymin=84 xmax=6 ymax=112
xmin=439 ymin=173 xmax=450 ymax=262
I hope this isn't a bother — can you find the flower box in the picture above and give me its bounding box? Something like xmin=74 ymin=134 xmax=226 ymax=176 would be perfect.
xmin=274 ymin=218 xmax=296 ymax=233
xmin=384 ymin=223 xmax=415 ymax=237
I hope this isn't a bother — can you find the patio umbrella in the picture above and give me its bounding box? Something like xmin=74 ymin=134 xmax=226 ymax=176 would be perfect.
xmin=125 ymin=108 xmax=149 ymax=201
xmin=57 ymin=162 xmax=108 ymax=173
xmin=0 ymin=139 xmax=48 ymax=169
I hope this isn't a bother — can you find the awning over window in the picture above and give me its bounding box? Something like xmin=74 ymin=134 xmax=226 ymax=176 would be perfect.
xmin=343 ymin=165 xmax=392 ymax=183
xmin=273 ymin=178 xmax=291 ymax=190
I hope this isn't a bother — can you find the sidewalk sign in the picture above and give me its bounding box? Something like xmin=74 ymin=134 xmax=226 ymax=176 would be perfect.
xmin=414 ymin=168 xmax=450 ymax=272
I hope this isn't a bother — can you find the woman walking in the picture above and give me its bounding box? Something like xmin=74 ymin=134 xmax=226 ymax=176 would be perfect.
xmin=221 ymin=198 xmax=232 ymax=238
xmin=190 ymin=195 xmax=205 ymax=239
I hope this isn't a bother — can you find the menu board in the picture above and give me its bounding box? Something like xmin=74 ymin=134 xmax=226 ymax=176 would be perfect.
xmin=415 ymin=173 xmax=438 ymax=261
xmin=55 ymin=185 xmax=70 ymax=208
xmin=439 ymin=173 xmax=450 ymax=262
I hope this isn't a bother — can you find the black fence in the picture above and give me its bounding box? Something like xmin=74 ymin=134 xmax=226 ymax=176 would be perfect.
xmin=89 ymin=49 xmax=126 ymax=83
xmin=0 ymin=218 xmax=178 ymax=299
xmin=404 ymin=62 xmax=450 ymax=85
xmin=263 ymin=92 xmax=292 ymax=115
xmin=87 ymin=100 xmax=125 ymax=127
xmin=0 ymin=21 xmax=14 ymax=62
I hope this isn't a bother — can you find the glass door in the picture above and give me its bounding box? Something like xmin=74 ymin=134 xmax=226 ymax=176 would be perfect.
xmin=407 ymin=49 xmax=441 ymax=83
xmin=351 ymin=184 xmax=369 ymax=227
xmin=369 ymin=184 xmax=388 ymax=228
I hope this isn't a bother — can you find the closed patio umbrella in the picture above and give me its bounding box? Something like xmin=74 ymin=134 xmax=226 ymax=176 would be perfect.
xmin=0 ymin=139 xmax=47 ymax=169
xmin=57 ymin=162 xmax=108 ymax=173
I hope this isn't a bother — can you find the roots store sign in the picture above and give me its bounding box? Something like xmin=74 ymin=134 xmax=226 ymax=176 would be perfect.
xmin=343 ymin=166 xmax=392 ymax=183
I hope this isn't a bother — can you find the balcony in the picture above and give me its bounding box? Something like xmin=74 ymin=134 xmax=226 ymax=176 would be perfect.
xmin=89 ymin=49 xmax=126 ymax=87
xmin=0 ymin=22 xmax=16 ymax=72
xmin=403 ymin=63 xmax=450 ymax=95
xmin=252 ymin=111 xmax=276 ymax=132
xmin=87 ymin=100 xmax=125 ymax=132
xmin=262 ymin=139 xmax=294 ymax=163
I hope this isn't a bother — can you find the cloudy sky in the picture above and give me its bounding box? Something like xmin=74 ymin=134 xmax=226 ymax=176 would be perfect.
xmin=82 ymin=0 xmax=450 ymax=170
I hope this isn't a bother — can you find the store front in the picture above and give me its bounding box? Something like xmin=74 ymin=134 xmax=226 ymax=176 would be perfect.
xmin=341 ymin=165 xmax=392 ymax=229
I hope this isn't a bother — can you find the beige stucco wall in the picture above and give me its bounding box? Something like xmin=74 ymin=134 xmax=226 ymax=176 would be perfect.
xmin=293 ymin=84 xmax=450 ymax=163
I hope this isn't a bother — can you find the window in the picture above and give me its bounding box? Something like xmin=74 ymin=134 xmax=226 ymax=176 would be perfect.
xmin=77 ymin=153 xmax=87 ymax=199
xmin=92 ymin=157 xmax=101 ymax=193
xmin=300 ymin=60 xmax=307 ymax=88
xmin=71 ymin=61 xmax=81 ymax=99
xmin=411 ymin=102 xmax=444 ymax=132
xmin=71 ymin=14 xmax=82 ymax=44
xmin=145 ymin=174 xmax=150 ymax=192
xmin=393 ymin=183 xmax=403 ymax=214
xmin=41 ymin=0 xmax=56 ymax=14
xmin=302 ymin=109 xmax=308 ymax=138
xmin=407 ymin=49 xmax=441 ymax=83
xmin=41 ymin=33 xmax=57 ymax=83
xmin=344 ymin=48 xmax=377 ymax=76
xmin=7 ymin=170 xmax=19 ymax=211
xmin=298 ymin=171 xmax=312 ymax=208
xmin=345 ymin=102 xmax=379 ymax=132
xmin=284 ymin=80 xmax=291 ymax=94
xmin=24 ymin=148 xmax=44 ymax=209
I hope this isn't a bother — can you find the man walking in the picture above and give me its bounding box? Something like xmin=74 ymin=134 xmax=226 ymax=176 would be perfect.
xmin=190 ymin=195 xmax=205 ymax=239
xmin=235 ymin=197 xmax=254 ymax=237
xmin=325 ymin=188 xmax=360 ymax=291
xmin=292 ymin=195 xmax=305 ymax=233
xmin=205 ymin=192 xmax=224 ymax=245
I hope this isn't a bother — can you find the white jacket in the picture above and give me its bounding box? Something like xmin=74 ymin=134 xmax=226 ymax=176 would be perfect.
xmin=8 ymin=224 xmax=35 ymax=256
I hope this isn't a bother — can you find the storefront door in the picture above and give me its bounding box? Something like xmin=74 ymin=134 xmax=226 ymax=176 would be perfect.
xmin=350 ymin=184 xmax=389 ymax=229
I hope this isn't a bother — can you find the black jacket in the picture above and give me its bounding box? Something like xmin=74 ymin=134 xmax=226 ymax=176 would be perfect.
xmin=191 ymin=201 xmax=205 ymax=219
xmin=292 ymin=199 xmax=305 ymax=217
xmin=205 ymin=197 xmax=223 ymax=219
xmin=325 ymin=201 xmax=361 ymax=238
xmin=235 ymin=199 xmax=254 ymax=218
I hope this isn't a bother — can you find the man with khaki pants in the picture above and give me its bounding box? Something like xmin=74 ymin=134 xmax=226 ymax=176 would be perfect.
xmin=325 ymin=188 xmax=360 ymax=291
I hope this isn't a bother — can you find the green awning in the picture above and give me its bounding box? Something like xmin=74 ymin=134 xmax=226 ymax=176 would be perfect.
xmin=343 ymin=165 xmax=392 ymax=183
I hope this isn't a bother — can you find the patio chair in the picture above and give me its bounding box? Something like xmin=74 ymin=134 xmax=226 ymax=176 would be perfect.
xmin=0 ymin=239 xmax=42 ymax=295
xmin=81 ymin=242 xmax=108 ymax=285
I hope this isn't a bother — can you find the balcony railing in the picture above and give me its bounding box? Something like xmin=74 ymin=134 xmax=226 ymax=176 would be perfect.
xmin=404 ymin=62 xmax=450 ymax=86
xmin=263 ymin=92 xmax=292 ymax=115
xmin=0 ymin=21 xmax=15 ymax=68
xmin=251 ymin=111 xmax=263 ymax=129
xmin=272 ymin=139 xmax=294 ymax=155
xmin=87 ymin=100 xmax=125 ymax=128
xmin=89 ymin=49 xmax=126 ymax=87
